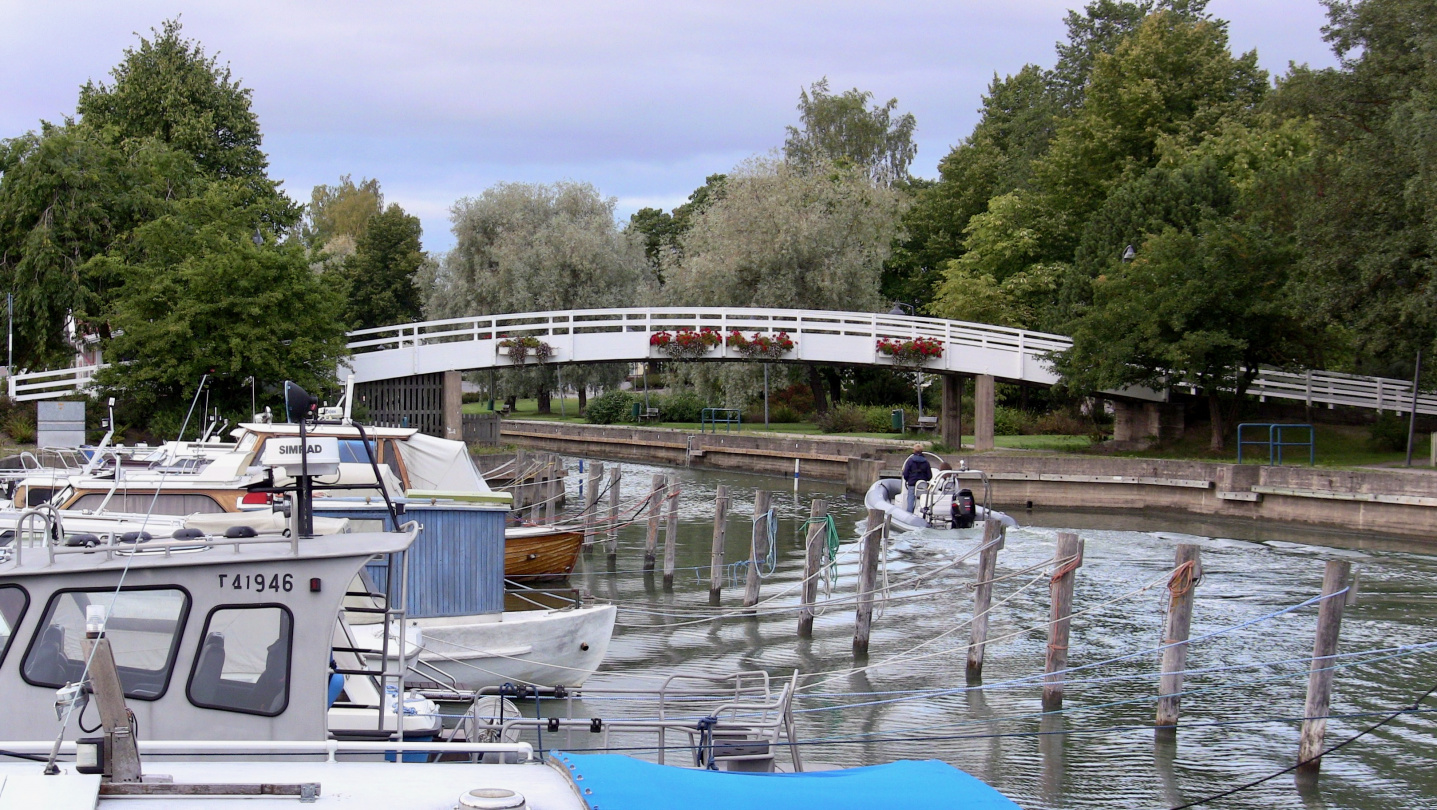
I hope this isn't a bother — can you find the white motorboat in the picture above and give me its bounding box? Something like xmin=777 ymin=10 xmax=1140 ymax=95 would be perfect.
xmin=865 ymin=464 xmax=1018 ymax=532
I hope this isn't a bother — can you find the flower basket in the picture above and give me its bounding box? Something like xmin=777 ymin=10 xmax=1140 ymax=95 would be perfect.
xmin=876 ymin=336 xmax=944 ymax=367
xmin=497 ymin=335 xmax=554 ymax=364
xmin=725 ymin=330 xmax=795 ymax=361
xmin=650 ymin=328 xmax=721 ymax=360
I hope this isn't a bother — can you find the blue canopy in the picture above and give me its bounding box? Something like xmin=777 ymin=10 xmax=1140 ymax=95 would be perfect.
xmin=551 ymin=753 xmax=1023 ymax=810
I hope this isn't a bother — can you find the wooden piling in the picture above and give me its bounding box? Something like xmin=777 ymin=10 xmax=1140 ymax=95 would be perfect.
xmin=965 ymin=519 xmax=1006 ymax=682
xmin=514 ymin=449 xmax=529 ymax=517
xmin=707 ymin=485 xmax=729 ymax=600
xmin=798 ymin=498 xmax=828 ymax=638
xmin=545 ymin=460 xmax=560 ymax=524
xmin=1298 ymin=559 xmax=1353 ymax=773
xmin=744 ymin=490 xmax=771 ymax=609
xmin=606 ymin=466 xmax=622 ymax=558
xmin=1156 ymin=544 xmax=1201 ymax=731
xmin=582 ymin=461 xmax=603 ymax=546
xmin=853 ymin=508 xmax=885 ymax=657
xmin=661 ymin=475 xmax=680 ymax=589
xmin=643 ymin=473 xmax=664 ymax=571
xmin=1042 ymin=532 xmax=1084 ymax=710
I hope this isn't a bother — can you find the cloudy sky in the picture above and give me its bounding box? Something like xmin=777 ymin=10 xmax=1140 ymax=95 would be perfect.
xmin=1 ymin=1 xmax=1339 ymax=253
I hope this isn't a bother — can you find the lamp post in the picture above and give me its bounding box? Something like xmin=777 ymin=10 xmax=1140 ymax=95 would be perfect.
xmin=889 ymin=303 xmax=922 ymax=420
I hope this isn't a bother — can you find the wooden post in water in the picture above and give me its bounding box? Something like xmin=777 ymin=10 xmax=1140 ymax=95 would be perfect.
xmin=744 ymin=490 xmax=771 ymax=609
xmin=661 ymin=475 xmax=680 ymax=589
xmin=582 ymin=461 xmax=603 ymax=547
xmin=1156 ymin=544 xmax=1202 ymax=732
xmin=966 ymin=519 xmax=1006 ymax=682
xmin=853 ymin=508 xmax=885 ymax=657
xmin=1042 ymin=532 xmax=1084 ymax=710
xmin=513 ymin=449 xmax=529 ymax=516
xmin=1297 ymin=559 xmax=1353 ymax=773
xmin=606 ymin=466 xmax=622 ymax=558
xmin=798 ymin=498 xmax=828 ymax=638
xmin=643 ymin=473 xmax=664 ymax=571
xmin=544 ymin=460 xmax=559 ymax=524
xmin=707 ymin=485 xmax=729 ymax=601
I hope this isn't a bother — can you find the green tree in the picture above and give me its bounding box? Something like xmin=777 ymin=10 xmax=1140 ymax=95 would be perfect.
xmin=341 ymin=203 xmax=425 ymax=329
xmin=429 ymin=181 xmax=651 ymax=412
xmin=783 ymin=79 xmax=917 ymax=186
xmin=76 ymin=19 xmax=270 ymax=184
xmin=1049 ymin=0 xmax=1213 ymax=108
xmin=1275 ymin=0 xmax=1437 ymax=376
xmin=665 ymin=157 xmax=905 ymax=410
xmin=90 ymin=180 xmax=347 ymax=431
xmin=627 ymin=173 xmax=728 ymax=276
xmin=305 ymin=174 xmax=384 ymax=253
xmin=0 ymin=128 xmax=199 ymax=366
xmin=1056 ymin=126 xmax=1320 ymax=450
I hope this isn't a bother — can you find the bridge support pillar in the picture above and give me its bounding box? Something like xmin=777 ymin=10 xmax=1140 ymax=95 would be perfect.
xmin=974 ymin=374 xmax=996 ymax=452
xmin=443 ymin=370 xmax=464 ymax=443
xmin=1112 ymin=401 xmax=1185 ymax=446
xmin=941 ymin=375 xmax=963 ymax=449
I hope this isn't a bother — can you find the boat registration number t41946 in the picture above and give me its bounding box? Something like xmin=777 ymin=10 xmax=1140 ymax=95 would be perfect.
xmin=217 ymin=573 xmax=295 ymax=592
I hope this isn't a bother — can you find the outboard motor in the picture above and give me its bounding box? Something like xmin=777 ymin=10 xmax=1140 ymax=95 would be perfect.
xmin=954 ymin=489 xmax=977 ymax=529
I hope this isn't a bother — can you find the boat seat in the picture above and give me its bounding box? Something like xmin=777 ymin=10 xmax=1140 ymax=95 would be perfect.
xmin=251 ymin=631 xmax=291 ymax=714
xmin=189 ymin=632 xmax=227 ymax=705
xmin=26 ymin=623 xmax=72 ymax=686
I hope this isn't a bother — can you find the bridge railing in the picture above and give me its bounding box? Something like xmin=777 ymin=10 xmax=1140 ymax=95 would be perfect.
xmin=11 ymin=307 xmax=1437 ymax=416
xmin=7 ymin=364 xmax=109 ymax=402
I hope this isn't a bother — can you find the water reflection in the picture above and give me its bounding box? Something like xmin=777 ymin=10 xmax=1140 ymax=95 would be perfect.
xmin=556 ymin=457 xmax=1437 ymax=810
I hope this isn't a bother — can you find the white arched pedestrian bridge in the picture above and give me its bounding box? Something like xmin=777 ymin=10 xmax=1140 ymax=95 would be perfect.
xmin=346 ymin=307 xmax=1096 ymax=390
xmin=10 ymin=307 xmax=1437 ymax=427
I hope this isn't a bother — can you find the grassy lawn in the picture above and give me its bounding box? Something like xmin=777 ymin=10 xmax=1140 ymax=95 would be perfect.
xmin=1100 ymin=422 xmax=1431 ymax=469
xmin=465 ymin=398 xmax=1094 ymax=449
xmin=467 ymin=397 xmax=1435 ymax=470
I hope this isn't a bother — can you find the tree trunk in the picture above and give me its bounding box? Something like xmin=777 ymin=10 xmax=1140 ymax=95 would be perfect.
xmin=825 ymin=368 xmax=843 ymax=408
xmin=577 ymin=386 xmax=588 ymax=410
xmin=808 ymin=364 xmax=829 ymax=414
xmin=537 ymin=386 xmax=551 ymax=414
xmin=1208 ymin=391 xmax=1225 ymax=452
xmin=505 ymin=394 xmax=518 ymax=411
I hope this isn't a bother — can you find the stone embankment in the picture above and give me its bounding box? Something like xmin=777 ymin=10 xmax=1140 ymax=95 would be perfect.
xmin=498 ymin=420 xmax=1437 ymax=540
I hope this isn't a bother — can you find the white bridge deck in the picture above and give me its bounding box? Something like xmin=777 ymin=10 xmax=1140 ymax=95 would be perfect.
xmin=9 ymin=307 xmax=1436 ymax=416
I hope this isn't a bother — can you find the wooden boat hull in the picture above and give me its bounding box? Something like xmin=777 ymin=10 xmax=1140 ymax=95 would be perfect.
xmin=505 ymin=527 xmax=582 ymax=582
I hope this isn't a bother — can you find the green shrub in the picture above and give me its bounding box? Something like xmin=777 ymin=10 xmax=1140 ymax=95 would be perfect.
xmin=815 ymin=403 xmax=891 ymax=433
xmin=0 ymin=399 xmax=35 ymax=445
xmin=769 ymin=404 xmax=801 ymax=424
xmin=1369 ymin=413 xmax=1408 ymax=451
xmin=461 ymin=392 xmax=487 ymax=404
xmin=585 ymin=390 xmax=636 ymax=424
xmin=1031 ymin=410 xmax=1090 ymax=435
xmin=657 ymin=390 xmax=705 ymax=423
xmin=994 ymin=406 xmax=1033 ymax=436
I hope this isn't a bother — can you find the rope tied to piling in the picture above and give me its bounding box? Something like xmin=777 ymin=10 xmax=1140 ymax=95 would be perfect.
xmin=1049 ymin=554 xmax=1081 ymax=585
xmin=1167 ymin=559 xmax=1199 ymax=598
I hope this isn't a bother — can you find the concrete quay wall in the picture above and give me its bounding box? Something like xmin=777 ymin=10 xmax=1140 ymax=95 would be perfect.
xmin=498 ymin=420 xmax=1437 ymax=540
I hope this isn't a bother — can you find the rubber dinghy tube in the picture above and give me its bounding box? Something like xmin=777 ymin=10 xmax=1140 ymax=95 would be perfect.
xmin=864 ymin=479 xmax=930 ymax=530
xmin=864 ymin=478 xmax=1019 ymax=532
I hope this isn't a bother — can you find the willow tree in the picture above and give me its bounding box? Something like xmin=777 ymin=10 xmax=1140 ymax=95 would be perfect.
xmin=427 ymin=181 xmax=652 ymax=411
xmin=664 ymin=157 xmax=905 ymax=411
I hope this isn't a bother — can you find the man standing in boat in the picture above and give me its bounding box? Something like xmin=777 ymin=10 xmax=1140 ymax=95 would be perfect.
xmin=902 ymin=443 xmax=932 ymax=514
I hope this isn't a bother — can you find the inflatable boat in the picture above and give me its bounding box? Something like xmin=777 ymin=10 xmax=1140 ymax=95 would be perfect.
xmin=865 ymin=467 xmax=1018 ymax=532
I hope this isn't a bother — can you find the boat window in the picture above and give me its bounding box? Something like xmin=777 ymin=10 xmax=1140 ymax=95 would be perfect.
xmin=236 ymin=432 xmax=259 ymax=453
xmin=380 ymin=440 xmax=406 ymax=483
xmin=187 ymin=605 xmax=293 ymax=716
xmin=70 ymin=493 xmax=225 ymax=515
xmin=337 ymin=439 xmax=380 ymax=465
xmin=0 ymin=585 xmax=28 ymax=666
xmin=21 ymin=587 xmax=190 ymax=700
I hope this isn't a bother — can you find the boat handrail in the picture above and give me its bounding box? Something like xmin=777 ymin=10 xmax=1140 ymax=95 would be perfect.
xmin=0 ymin=739 xmax=534 ymax=763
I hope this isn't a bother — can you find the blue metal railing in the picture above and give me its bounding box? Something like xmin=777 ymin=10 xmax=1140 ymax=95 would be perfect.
xmin=700 ymin=408 xmax=742 ymax=433
xmin=1236 ymin=423 xmax=1315 ymax=466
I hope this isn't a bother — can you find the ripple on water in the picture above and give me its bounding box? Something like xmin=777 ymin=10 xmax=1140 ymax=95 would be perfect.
xmin=555 ymin=459 xmax=1437 ymax=809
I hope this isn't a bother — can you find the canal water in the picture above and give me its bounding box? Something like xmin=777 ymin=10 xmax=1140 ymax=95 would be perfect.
xmin=550 ymin=458 xmax=1436 ymax=810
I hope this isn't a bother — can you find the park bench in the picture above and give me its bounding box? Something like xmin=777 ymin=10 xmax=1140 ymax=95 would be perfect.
xmin=915 ymin=415 xmax=939 ymax=433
